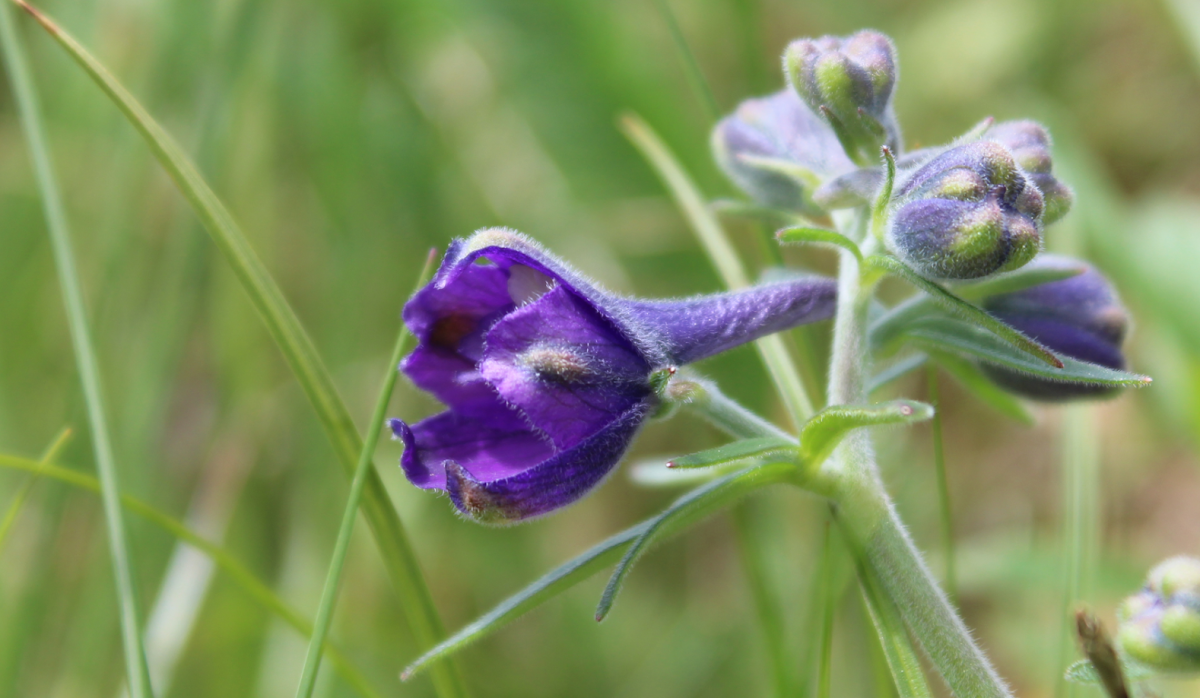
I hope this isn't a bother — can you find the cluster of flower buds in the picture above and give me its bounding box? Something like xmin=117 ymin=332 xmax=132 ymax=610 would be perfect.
xmin=1118 ymin=556 xmax=1200 ymax=672
xmin=983 ymin=121 xmax=1073 ymax=225
xmin=979 ymin=255 xmax=1130 ymax=400
xmin=885 ymin=141 xmax=1045 ymax=280
xmin=784 ymin=30 xmax=900 ymax=165
xmin=389 ymin=229 xmax=836 ymax=523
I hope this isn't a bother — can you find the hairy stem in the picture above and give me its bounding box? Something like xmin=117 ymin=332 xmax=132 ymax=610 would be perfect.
xmin=818 ymin=210 xmax=1013 ymax=698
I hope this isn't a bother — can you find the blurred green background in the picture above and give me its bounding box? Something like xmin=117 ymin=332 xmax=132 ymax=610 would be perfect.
xmin=2 ymin=0 xmax=1199 ymax=696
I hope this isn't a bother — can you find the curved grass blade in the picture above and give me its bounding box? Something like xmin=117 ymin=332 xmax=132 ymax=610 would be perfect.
xmin=953 ymin=264 xmax=1086 ymax=301
xmin=0 ymin=6 xmax=154 ymax=694
xmin=775 ymin=226 xmax=863 ymax=265
xmin=928 ymin=351 xmax=1035 ymax=425
xmin=0 ymin=427 xmax=71 ymax=553
xmin=595 ymin=461 xmax=799 ymax=622
xmin=296 ymin=250 xmax=437 ymax=698
xmin=867 ymin=353 xmax=928 ymax=394
xmin=667 ymin=436 xmax=795 ymax=470
xmin=620 ymin=113 xmax=815 ymax=427
xmin=404 ymin=459 xmax=799 ymax=679
xmin=865 ymin=255 xmax=1063 ymax=369
xmin=10 ymin=5 xmax=465 ymax=695
xmin=0 ymin=454 xmax=383 ymax=698
xmin=799 ymin=400 xmax=934 ymax=466
xmin=903 ymin=316 xmax=1152 ymax=388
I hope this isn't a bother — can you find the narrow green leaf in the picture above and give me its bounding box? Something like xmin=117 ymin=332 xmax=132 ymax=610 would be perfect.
xmin=799 ymin=400 xmax=935 ymax=467
xmin=653 ymin=0 xmax=719 ymax=123
xmin=296 ymin=250 xmax=438 ymax=698
xmin=929 ymin=351 xmax=1035 ymax=425
xmin=0 ymin=454 xmax=383 ymax=698
xmin=0 ymin=427 xmax=71 ymax=553
xmin=775 ymin=226 xmax=863 ymax=264
xmin=620 ymin=112 xmax=815 ymax=426
xmin=858 ymin=562 xmax=936 ymax=698
xmin=865 ymin=255 xmax=1063 ymax=369
xmin=667 ymin=436 xmax=796 ymax=470
xmin=12 ymin=6 xmax=464 ymax=695
xmin=0 ymin=5 xmax=153 ymax=694
xmin=925 ymin=368 xmax=956 ymax=601
xmin=953 ymin=264 xmax=1086 ymax=301
xmin=903 ymin=316 xmax=1152 ymax=388
xmin=595 ymin=461 xmax=800 ymax=621
xmin=867 ymin=354 xmax=928 ymax=394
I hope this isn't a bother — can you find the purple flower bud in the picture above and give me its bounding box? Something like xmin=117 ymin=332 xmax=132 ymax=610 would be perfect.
xmin=389 ymin=229 xmax=836 ymax=523
xmin=981 ymin=254 xmax=1130 ymax=400
xmin=886 ymin=141 xmax=1044 ymax=280
xmin=1118 ymin=556 xmax=1200 ymax=672
xmin=712 ymin=89 xmax=854 ymax=212
xmin=985 ymin=120 xmax=1073 ymax=225
xmin=784 ymin=30 xmax=900 ymax=165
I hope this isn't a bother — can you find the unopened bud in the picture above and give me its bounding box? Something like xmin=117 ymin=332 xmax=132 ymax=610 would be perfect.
xmin=980 ymin=254 xmax=1129 ymax=401
xmin=785 ymin=30 xmax=900 ymax=165
xmin=986 ymin=120 xmax=1073 ymax=225
xmin=886 ymin=141 xmax=1043 ymax=280
xmin=1118 ymin=556 xmax=1200 ymax=673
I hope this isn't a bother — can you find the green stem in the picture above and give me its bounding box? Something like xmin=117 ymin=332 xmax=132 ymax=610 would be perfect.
xmin=732 ymin=505 xmax=792 ymax=698
xmin=1056 ymin=405 xmax=1098 ymax=698
xmin=816 ymin=522 xmax=836 ymax=698
xmin=926 ymin=368 xmax=956 ymax=601
xmin=819 ymin=210 xmax=1012 ymax=698
xmin=679 ymin=377 xmax=793 ymax=441
xmin=295 ymin=250 xmax=439 ymax=698
xmin=0 ymin=7 xmax=154 ymax=696
xmin=0 ymin=427 xmax=71 ymax=553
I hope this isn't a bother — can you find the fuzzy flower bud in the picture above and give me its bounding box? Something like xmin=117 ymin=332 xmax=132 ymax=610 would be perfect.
xmin=389 ymin=229 xmax=837 ymax=523
xmin=784 ymin=30 xmax=900 ymax=165
xmin=1118 ymin=556 xmax=1200 ymax=672
xmin=985 ymin=120 xmax=1073 ymax=225
xmin=712 ymin=89 xmax=854 ymax=213
xmin=981 ymin=254 xmax=1129 ymax=400
xmin=886 ymin=141 xmax=1044 ymax=280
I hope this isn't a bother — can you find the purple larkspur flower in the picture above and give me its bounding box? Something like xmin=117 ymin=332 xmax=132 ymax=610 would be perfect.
xmin=712 ymin=89 xmax=855 ymax=213
xmin=984 ymin=120 xmax=1073 ymax=225
xmin=389 ymin=229 xmax=837 ymax=523
xmin=982 ymin=254 xmax=1129 ymax=400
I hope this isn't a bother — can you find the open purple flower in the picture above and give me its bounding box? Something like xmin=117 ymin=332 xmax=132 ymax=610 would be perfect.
xmin=389 ymin=228 xmax=837 ymax=523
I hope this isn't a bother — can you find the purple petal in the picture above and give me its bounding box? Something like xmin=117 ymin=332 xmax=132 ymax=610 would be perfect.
xmin=444 ymin=401 xmax=651 ymax=523
xmin=390 ymin=408 xmax=554 ymax=490
xmin=622 ymin=276 xmax=837 ymax=364
xmin=480 ymin=285 xmax=651 ymax=449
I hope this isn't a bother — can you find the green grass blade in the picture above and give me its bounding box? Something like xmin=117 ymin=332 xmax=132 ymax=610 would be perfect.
xmin=867 ymin=354 xmax=928 ymax=394
xmin=0 ymin=453 xmax=384 ymax=698
xmin=865 ymin=255 xmax=1063 ymax=369
xmin=595 ymin=461 xmax=799 ymax=621
xmin=620 ymin=112 xmax=815 ymax=427
xmin=10 ymin=5 xmax=465 ymax=695
xmin=928 ymin=351 xmax=1035 ymax=425
xmin=0 ymin=6 xmax=154 ymax=695
xmin=0 ymin=427 xmax=71 ymax=553
xmin=775 ymin=226 xmax=864 ymax=264
xmin=296 ymin=249 xmax=437 ymax=698
xmin=654 ymin=0 xmax=719 ymax=123
xmin=925 ymin=368 xmax=956 ymax=601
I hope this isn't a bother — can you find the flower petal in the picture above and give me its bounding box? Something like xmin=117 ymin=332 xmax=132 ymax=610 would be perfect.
xmin=444 ymin=401 xmax=651 ymax=523
xmin=390 ymin=408 xmax=554 ymax=490
xmin=480 ymin=285 xmax=652 ymax=450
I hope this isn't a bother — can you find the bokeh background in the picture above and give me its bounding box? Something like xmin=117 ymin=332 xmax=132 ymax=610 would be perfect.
xmin=1 ymin=0 xmax=1199 ymax=696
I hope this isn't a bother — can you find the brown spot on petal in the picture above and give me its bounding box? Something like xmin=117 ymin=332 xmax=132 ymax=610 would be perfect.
xmin=429 ymin=314 xmax=477 ymax=350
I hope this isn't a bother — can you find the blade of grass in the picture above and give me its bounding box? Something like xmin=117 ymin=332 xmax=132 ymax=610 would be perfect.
xmin=620 ymin=113 xmax=815 ymax=427
xmin=654 ymin=0 xmax=719 ymax=123
xmin=731 ymin=504 xmax=793 ymax=698
xmin=816 ymin=521 xmax=836 ymax=698
xmin=0 ymin=453 xmax=384 ymax=698
xmin=0 ymin=6 xmax=154 ymax=695
xmin=0 ymin=427 xmax=72 ymax=553
xmin=295 ymin=249 xmax=437 ymax=698
xmin=10 ymin=5 xmax=465 ymax=695
xmin=925 ymin=368 xmax=956 ymax=601
xmin=1055 ymin=406 xmax=1099 ymax=698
